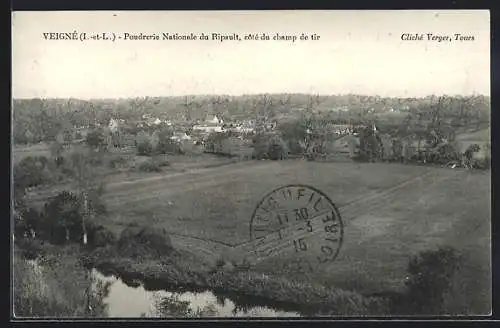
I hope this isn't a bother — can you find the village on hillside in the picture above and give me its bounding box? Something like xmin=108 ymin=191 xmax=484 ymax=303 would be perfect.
xmin=41 ymin=95 xmax=487 ymax=167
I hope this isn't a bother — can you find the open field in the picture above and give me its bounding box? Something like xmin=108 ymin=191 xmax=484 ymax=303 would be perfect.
xmin=64 ymin=159 xmax=490 ymax=311
xmin=456 ymin=127 xmax=490 ymax=157
xmin=12 ymin=143 xmax=51 ymax=164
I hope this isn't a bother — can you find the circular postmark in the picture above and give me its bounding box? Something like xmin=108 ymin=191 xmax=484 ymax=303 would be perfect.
xmin=249 ymin=185 xmax=344 ymax=274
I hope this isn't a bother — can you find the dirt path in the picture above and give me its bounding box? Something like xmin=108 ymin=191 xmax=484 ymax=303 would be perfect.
xmin=103 ymin=160 xmax=279 ymax=207
xmin=26 ymin=160 xmax=264 ymax=205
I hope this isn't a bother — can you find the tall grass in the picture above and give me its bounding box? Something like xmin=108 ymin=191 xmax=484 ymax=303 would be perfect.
xmin=13 ymin=249 xmax=111 ymax=318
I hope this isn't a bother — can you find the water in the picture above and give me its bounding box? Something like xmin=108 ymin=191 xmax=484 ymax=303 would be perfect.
xmin=92 ymin=270 xmax=301 ymax=318
xmin=21 ymin=257 xmax=301 ymax=317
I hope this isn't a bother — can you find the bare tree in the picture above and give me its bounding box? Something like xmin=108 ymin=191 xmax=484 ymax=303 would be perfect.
xmin=301 ymin=94 xmax=327 ymax=160
xmin=68 ymin=146 xmax=104 ymax=246
xmin=209 ymin=95 xmax=231 ymax=123
xmin=250 ymin=94 xmax=277 ymax=133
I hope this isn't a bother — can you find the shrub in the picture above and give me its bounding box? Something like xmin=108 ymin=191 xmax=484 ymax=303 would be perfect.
xmin=425 ymin=142 xmax=462 ymax=165
xmin=13 ymin=156 xmax=51 ymax=191
xmin=277 ymin=120 xmax=307 ymax=153
xmin=474 ymin=144 xmax=491 ymax=169
xmin=252 ymin=132 xmax=287 ymax=160
xmin=152 ymin=156 xmax=171 ymax=167
xmin=250 ymin=133 xmax=264 ymax=159
xmin=107 ymin=155 xmax=129 ymax=169
xmin=137 ymin=139 xmax=153 ymax=156
xmin=49 ymin=141 xmax=64 ymax=164
xmin=156 ymin=139 xmax=183 ymax=155
xmin=87 ymin=184 xmax=108 ymax=217
xmin=138 ymin=160 xmax=162 ymax=172
xmin=117 ymin=226 xmax=174 ymax=258
xmin=268 ymin=141 xmax=287 ymax=160
xmin=403 ymin=246 xmax=463 ymax=314
xmin=13 ymin=251 xmax=111 ymax=317
xmin=352 ymin=152 xmax=370 ymax=162
xmin=14 ymin=204 xmax=41 ymax=239
xmin=155 ymin=129 xmax=178 ymax=154
xmin=86 ymin=129 xmax=106 ymax=150
xmin=86 ymin=223 xmax=116 ymax=248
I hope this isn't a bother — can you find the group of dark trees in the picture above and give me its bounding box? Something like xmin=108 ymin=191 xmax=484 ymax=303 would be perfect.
xmin=135 ymin=127 xmax=185 ymax=157
xmin=13 ymin=140 xmax=111 ymax=247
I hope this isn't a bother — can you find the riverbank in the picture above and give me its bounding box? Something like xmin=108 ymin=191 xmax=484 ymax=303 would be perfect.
xmin=15 ymin=239 xmax=391 ymax=316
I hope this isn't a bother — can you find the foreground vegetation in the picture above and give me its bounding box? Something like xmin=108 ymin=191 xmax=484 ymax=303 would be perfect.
xmin=13 ymin=245 xmax=111 ymax=317
xmin=13 ymin=159 xmax=491 ymax=317
xmin=12 ymin=93 xmax=491 ymax=317
xmin=15 ymin=231 xmax=478 ymax=317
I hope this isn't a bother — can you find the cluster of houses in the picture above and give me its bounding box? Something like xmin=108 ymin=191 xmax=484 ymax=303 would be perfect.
xmin=66 ymin=107 xmax=386 ymax=158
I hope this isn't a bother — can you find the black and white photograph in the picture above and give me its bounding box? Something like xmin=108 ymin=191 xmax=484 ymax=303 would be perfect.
xmin=11 ymin=10 xmax=491 ymax=318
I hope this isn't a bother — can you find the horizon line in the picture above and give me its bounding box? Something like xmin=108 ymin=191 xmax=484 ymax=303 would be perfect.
xmin=11 ymin=92 xmax=491 ymax=102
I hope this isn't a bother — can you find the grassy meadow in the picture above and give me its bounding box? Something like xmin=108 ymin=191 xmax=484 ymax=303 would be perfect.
xmin=15 ymin=127 xmax=491 ymax=315
xmin=63 ymin=159 xmax=491 ymax=313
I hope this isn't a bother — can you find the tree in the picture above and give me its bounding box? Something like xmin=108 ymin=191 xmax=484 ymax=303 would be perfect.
xmin=67 ymin=146 xmax=105 ymax=245
xmin=155 ymin=128 xmax=177 ymax=154
xmin=49 ymin=141 xmax=65 ymax=167
xmin=85 ymin=129 xmax=106 ymax=150
xmin=277 ymin=119 xmax=306 ymax=155
xmin=13 ymin=156 xmax=50 ymax=193
xmin=42 ymin=191 xmax=81 ymax=243
xmin=182 ymin=96 xmax=203 ymax=122
xmin=405 ymin=246 xmax=463 ymax=314
xmin=137 ymin=138 xmax=154 ymax=156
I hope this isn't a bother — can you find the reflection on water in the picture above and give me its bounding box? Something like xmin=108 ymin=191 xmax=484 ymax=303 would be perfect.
xmin=92 ymin=270 xmax=301 ymax=318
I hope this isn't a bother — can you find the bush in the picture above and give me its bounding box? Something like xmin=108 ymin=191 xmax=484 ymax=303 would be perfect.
xmin=267 ymin=137 xmax=288 ymax=160
xmin=252 ymin=132 xmax=288 ymax=160
xmin=138 ymin=160 xmax=162 ymax=172
xmin=14 ymin=204 xmax=41 ymax=239
xmin=137 ymin=139 xmax=153 ymax=156
xmin=152 ymin=156 xmax=171 ymax=167
xmin=107 ymin=155 xmax=129 ymax=169
xmin=86 ymin=223 xmax=116 ymax=248
xmin=425 ymin=142 xmax=462 ymax=165
xmin=13 ymin=156 xmax=51 ymax=191
xmin=49 ymin=141 xmax=64 ymax=164
xmin=156 ymin=139 xmax=184 ymax=155
xmin=252 ymin=133 xmax=270 ymax=160
xmin=86 ymin=129 xmax=106 ymax=150
xmin=277 ymin=120 xmax=306 ymax=155
xmin=13 ymin=251 xmax=111 ymax=317
xmin=117 ymin=226 xmax=174 ymax=258
xmin=87 ymin=184 xmax=108 ymax=217
xmin=155 ymin=129 xmax=182 ymax=155
xmin=474 ymin=150 xmax=491 ymax=170
xmin=352 ymin=152 xmax=370 ymax=162
xmin=403 ymin=246 xmax=463 ymax=314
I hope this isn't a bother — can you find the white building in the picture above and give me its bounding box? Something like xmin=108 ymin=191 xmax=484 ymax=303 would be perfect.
xmin=207 ymin=115 xmax=223 ymax=125
xmin=193 ymin=125 xmax=224 ymax=133
xmin=108 ymin=118 xmax=119 ymax=133
xmin=170 ymin=132 xmax=192 ymax=141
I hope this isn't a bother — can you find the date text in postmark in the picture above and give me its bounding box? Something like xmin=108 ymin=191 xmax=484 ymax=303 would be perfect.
xmin=249 ymin=185 xmax=344 ymax=274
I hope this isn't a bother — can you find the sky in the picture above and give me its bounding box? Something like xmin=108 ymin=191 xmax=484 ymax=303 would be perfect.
xmin=11 ymin=10 xmax=490 ymax=99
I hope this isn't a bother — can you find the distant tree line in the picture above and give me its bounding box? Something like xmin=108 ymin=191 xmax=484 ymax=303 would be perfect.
xmin=12 ymin=94 xmax=489 ymax=146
